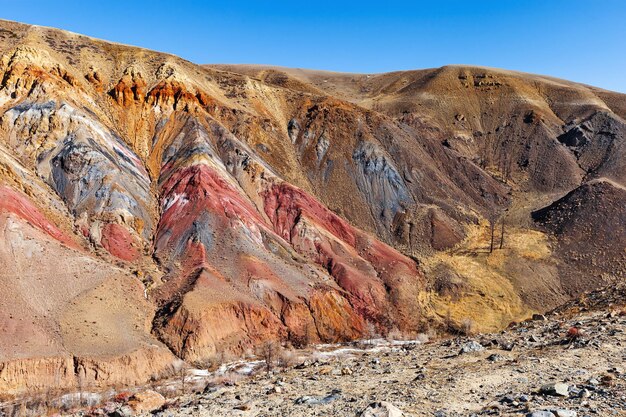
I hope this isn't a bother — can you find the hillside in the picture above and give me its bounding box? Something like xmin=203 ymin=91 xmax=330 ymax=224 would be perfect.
xmin=0 ymin=19 xmax=624 ymax=398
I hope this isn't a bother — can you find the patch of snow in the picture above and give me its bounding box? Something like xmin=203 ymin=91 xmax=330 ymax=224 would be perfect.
xmin=162 ymin=192 xmax=189 ymax=212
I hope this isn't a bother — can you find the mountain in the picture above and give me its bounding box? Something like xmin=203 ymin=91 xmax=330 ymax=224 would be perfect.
xmin=0 ymin=19 xmax=624 ymax=397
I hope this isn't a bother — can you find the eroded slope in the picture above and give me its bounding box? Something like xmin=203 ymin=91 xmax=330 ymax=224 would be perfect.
xmin=0 ymin=20 xmax=624 ymax=397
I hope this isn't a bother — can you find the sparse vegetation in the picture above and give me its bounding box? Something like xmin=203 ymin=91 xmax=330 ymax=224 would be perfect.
xmin=459 ymin=317 xmax=475 ymax=336
xmin=364 ymin=320 xmax=380 ymax=345
xmin=257 ymin=341 xmax=281 ymax=373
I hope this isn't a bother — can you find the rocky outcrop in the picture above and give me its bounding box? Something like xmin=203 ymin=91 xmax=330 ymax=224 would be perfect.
xmin=3 ymin=100 xmax=154 ymax=260
xmin=352 ymin=140 xmax=413 ymax=229
xmin=558 ymin=111 xmax=626 ymax=184
xmin=149 ymin=113 xmax=427 ymax=360
xmin=0 ymin=347 xmax=177 ymax=395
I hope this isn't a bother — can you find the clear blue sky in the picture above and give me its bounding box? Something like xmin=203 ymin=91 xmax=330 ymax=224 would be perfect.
xmin=2 ymin=0 xmax=625 ymax=92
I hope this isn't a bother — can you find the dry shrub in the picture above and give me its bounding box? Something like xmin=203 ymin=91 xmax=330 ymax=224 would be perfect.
xmin=277 ymin=348 xmax=297 ymax=369
xmin=432 ymin=265 xmax=467 ymax=301
xmin=290 ymin=322 xmax=315 ymax=349
xmin=212 ymin=371 xmax=244 ymax=387
xmin=460 ymin=318 xmax=475 ymax=336
xmin=193 ymin=349 xmax=236 ymax=371
xmin=416 ymin=333 xmax=430 ymax=343
xmin=385 ymin=327 xmax=427 ymax=342
xmin=386 ymin=327 xmax=403 ymax=342
xmin=364 ymin=320 xmax=380 ymax=345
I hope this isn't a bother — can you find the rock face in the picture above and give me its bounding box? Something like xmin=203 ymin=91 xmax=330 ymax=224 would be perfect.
xmin=0 ymin=19 xmax=625 ymax=396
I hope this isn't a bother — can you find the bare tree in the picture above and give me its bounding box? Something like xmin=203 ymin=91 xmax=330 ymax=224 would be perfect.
xmin=179 ymin=365 xmax=188 ymax=395
xmin=488 ymin=215 xmax=497 ymax=253
xmin=292 ymin=322 xmax=311 ymax=349
xmin=258 ymin=341 xmax=279 ymax=373
xmin=504 ymin=153 xmax=513 ymax=184
xmin=488 ymin=208 xmax=508 ymax=253
xmin=364 ymin=320 xmax=379 ymax=345
xmin=497 ymin=140 xmax=514 ymax=184
xmin=460 ymin=318 xmax=474 ymax=336
xmin=444 ymin=309 xmax=453 ymax=333
xmin=499 ymin=216 xmax=506 ymax=250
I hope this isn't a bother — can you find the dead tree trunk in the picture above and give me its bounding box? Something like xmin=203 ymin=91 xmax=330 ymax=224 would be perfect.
xmin=489 ymin=219 xmax=496 ymax=253
xmin=499 ymin=218 xmax=505 ymax=249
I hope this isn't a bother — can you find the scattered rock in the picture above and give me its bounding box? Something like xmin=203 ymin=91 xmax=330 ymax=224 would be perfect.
xmin=460 ymin=341 xmax=484 ymax=354
xmin=267 ymin=385 xmax=282 ymax=394
xmin=566 ymin=327 xmax=583 ymax=339
xmin=318 ymin=366 xmax=332 ymax=375
xmin=499 ymin=395 xmax=516 ymax=404
xmin=600 ymin=374 xmax=615 ymax=386
xmin=360 ymin=401 xmax=404 ymax=417
xmin=413 ymin=371 xmax=426 ymax=381
xmin=540 ymin=383 xmax=569 ymax=397
xmin=527 ymin=411 xmax=555 ymax=417
xmin=295 ymin=360 xmax=311 ymax=369
xmin=128 ymin=390 xmax=165 ymax=413
xmin=108 ymin=406 xmax=134 ymax=417
xmin=553 ymin=409 xmax=577 ymax=417
xmin=499 ymin=340 xmax=515 ymax=351
xmin=295 ymin=389 xmax=342 ymax=405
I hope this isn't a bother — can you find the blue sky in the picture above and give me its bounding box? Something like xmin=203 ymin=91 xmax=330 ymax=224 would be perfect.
xmin=1 ymin=0 xmax=625 ymax=92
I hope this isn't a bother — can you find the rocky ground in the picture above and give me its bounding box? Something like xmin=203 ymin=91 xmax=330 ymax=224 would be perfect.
xmin=4 ymin=286 xmax=623 ymax=417
xmin=151 ymin=309 xmax=626 ymax=417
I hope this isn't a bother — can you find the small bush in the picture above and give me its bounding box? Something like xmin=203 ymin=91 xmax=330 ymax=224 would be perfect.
xmin=277 ymin=348 xmax=297 ymax=369
xmin=432 ymin=265 xmax=467 ymax=302
xmin=416 ymin=333 xmax=430 ymax=343
xmin=460 ymin=318 xmax=475 ymax=336
xmin=364 ymin=320 xmax=379 ymax=345
xmin=386 ymin=327 xmax=403 ymax=342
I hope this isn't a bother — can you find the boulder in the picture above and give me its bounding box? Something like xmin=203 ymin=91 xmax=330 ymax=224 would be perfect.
xmin=527 ymin=412 xmax=555 ymax=417
xmin=540 ymin=383 xmax=569 ymax=396
xmin=128 ymin=390 xmax=166 ymax=413
xmin=360 ymin=401 xmax=404 ymax=417
xmin=554 ymin=410 xmax=577 ymax=417
xmin=460 ymin=340 xmax=484 ymax=354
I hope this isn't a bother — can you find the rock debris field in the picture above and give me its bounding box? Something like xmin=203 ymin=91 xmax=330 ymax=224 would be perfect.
xmin=39 ymin=295 xmax=625 ymax=417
